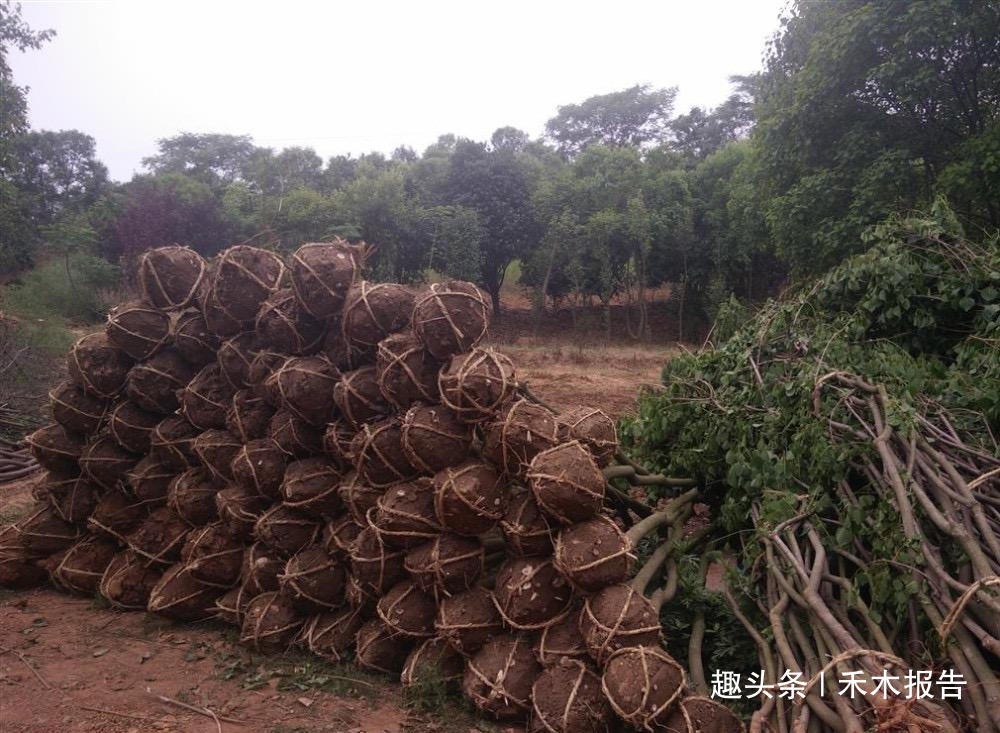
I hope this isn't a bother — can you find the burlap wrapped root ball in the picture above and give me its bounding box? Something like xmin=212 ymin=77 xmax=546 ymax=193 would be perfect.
xmin=248 ymin=349 xmax=288 ymax=402
xmin=0 ymin=552 xmax=46 ymax=588
xmin=501 ymin=491 xmax=555 ymax=557
xmin=126 ymin=348 xmax=196 ymax=414
xmin=374 ymin=478 xmax=442 ymax=549
xmin=241 ymin=541 xmax=284 ymax=596
xmin=173 ymin=309 xmax=219 ymax=366
xmin=279 ymin=545 xmax=346 ymax=612
xmin=253 ymin=504 xmax=321 ymax=557
xmin=302 ymin=606 xmax=365 ymax=662
xmin=463 ymin=634 xmax=541 ymax=720
xmin=148 ymin=562 xmax=220 ymax=621
xmin=230 ymin=438 xmax=287 ymax=500
xmin=553 ymin=516 xmax=635 ymax=593
xmin=138 ymin=245 xmax=206 ymax=310
xmin=401 ymin=637 xmax=465 ymax=688
xmin=289 ymin=239 xmax=367 ymax=320
xmin=557 ymin=406 xmax=618 ymax=468
xmin=342 ymin=281 xmax=416 ymax=355
xmin=349 ymin=520 xmax=405 ymax=596
xmin=334 ymin=367 xmax=390 ymax=429
xmin=106 ymin=301 xmax=171 ymax=360
xmin=226 ymin=389 xmax=275 ymax=442
xmin=217 ymin=332 xmax=258 ymax=391
xmin=401 ymin=404 xmax=473 ymax=475
xmin=180 ymin=364 xmax=234 ymax=430
xmin=126 ymin=507 xmax=191 ymax=567
xmin=338 ymin=472 xmax=381 ymax=525
xmin=323 ymin=327 xmax=364 ymax=372
xmin=80 ymin=433 xmax=139 ymax=491
xmin=435 ymin=585 xmax=503 ymax=657
xmin=25 ymin=423 xmax=84 ymax=474
xmin=280 ymin=457 xmax=343 ymax=517
xmin=355 ymin=618 xmax=413 ymax=675
xmin=50 ymin=536 xmax=118 ymax=594
xmin=376 ymin=579 xmax=437 ymax=638
xmin=88 ymin=492 xmax=150 ymax=542
xmin=405 ymin=533 xmax=484 ymax=598
xmin=660 ymin=697 xmax=746 ymax=733
xmin=351 ymin=418 xmax=418 ymax=488
xmin=150 ymin=414 xmax=200 ymax=471
xmin=322 ymin=515 xmax=363 ymax=557
xmin=527 ymin=441 xmax=606 ymax=526
xmin=255 ymin=288 xmax=324 ymax=355
xmin=108 ymin=401 xmax=160 ymax=454
xmin=438 ymin=348 xmax=515 ymax=423
xmin=530 ymin=658 xmax=612 ymax=733
xmin=36 ymin=472 xmax=101 ymax=524
xmin=192 ymin=428 xmax=241 ymax=483
xmin=239 ymin=591 xmax=303 ymax=654
xmin=483 ymin=399 xmax=560 ymax=479
xmin=323 ymin=419 xmax=355 ymax=468
xmin=535 ymin=606 xmax=588 ymax=667
xmin=67 ymin=332 xmax=133 ymax=399
xmin=492 ymin=556 xmax=573 ymax=631
xmin=413 ymin=280 xmax=492 ymax=360
xmin=214 ymin=585 xmax=250 ymax=626
xmin=126 ymin=456 xmax=173 ymax=509
xmin=49 ymin=381 xmax=109 ymax=436
xmin=269 ymin=410 xmax=324 ymax=458
xmin=201 ymin=245 xmax=285 ymax=337
xmin=181 ymin=522 xmax=243 ymax=587
xmin=601 ymin=646 xmax=686 ymax=731
xmin=580 ymin=585 xmax=663 ymax=664
xmin=216 ymin=485 xmax=268 ymax=540
xmin=99 ymin=550 xmax=163 ymax=609
xmin=269 ymin=355 xmax=339 ymax=427
xmin=433 ymin=460 xmax=505 ymax=536
xmin=12 ymin=505 xmax=80 ymax=556
xmin=376 ymin=332 xmax=440 ymax=410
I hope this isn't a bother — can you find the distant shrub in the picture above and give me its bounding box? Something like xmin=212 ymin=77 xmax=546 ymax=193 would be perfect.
xmin=3 ymin=254 xmax=121 ymax=323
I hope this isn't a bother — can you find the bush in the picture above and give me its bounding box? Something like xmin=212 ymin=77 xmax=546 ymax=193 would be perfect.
xmin=3 ymin=253 xmax=120 ymax=323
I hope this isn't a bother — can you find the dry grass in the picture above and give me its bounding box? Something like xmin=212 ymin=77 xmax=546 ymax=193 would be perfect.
xmin=494 ymin=341 xmax=674 ymax=421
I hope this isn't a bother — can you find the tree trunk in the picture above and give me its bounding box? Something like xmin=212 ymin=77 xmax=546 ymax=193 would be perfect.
xmin=533 ymin=239 xmax=559 ymax=337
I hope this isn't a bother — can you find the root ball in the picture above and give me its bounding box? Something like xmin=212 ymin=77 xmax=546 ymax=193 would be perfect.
xmin=433 ymin=460 xmax=505 ymax=536
xmin=527 ymin=441 xmax=605 ymax=525
xmin=289 ymin=239 xmax=366 ymax=319
xmin=483 ymin=399 xmax=559 ymax=479
xmin=126 ymin=348 xmax=196 ymax=414
xmin=438 ymin=349 xmax=515 ymax=423
xmin=138 ymin=246 xmax=206 ymax=310
xmin=492 ymin=557 xmax=573 ymax=631
xmin=106 ymin=301 xmax=171 ymax=360
xmin=401 ymin=404 xmax=474 ymax=475
xmin=463 ymin=634 xmax=541 ymax=720
xmin=602 ymin=646 xmax=686 ymax=731
xmin=49 ymin=381 xmax=109 ymax=436
xmin=67 ymin=332 xmax=133 ymax=399
xmin=413 ymin=281 xmax=492 ymax=360
xmin=376 ymin=332 xmax=440 ymax=409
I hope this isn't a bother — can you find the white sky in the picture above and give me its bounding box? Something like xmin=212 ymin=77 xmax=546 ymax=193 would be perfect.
xmin=12 ymin=0 xmax=787 ymax=182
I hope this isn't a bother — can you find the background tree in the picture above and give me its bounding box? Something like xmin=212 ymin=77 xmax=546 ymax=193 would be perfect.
xmin=141 ymin=133 xmax=258 ymax=192
xmin=545 ymin=84 xmax=677 ymax=155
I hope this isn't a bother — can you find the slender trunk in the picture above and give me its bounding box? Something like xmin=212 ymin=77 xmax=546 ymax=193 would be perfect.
xmin=534 ymin=239 xmax=559 ymax=337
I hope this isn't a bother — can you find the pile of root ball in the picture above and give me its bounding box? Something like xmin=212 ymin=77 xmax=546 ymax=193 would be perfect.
xmin=3 ymin=242 xmax=742 ymax=733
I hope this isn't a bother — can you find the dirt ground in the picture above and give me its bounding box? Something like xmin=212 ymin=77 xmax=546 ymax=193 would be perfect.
xmin=0 ymin=342 xmax=672 ymax=733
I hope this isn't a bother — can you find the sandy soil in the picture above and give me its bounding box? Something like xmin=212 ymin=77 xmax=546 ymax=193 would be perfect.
xmin=1 ymin=339 xmax=672 ymax=733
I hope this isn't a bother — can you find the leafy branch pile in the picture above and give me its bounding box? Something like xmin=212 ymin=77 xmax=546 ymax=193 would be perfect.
xmin=623 ymin=205 xmax=1000 ymax=732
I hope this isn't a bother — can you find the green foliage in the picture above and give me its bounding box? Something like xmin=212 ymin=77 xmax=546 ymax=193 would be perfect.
xmin=622 ymin=206 xmax=999 ymax=636
xmin=545 ymin=84 xmax=677 ymax=155
xmin=3 ymin=252 xmax=119 ymax=323
xmin=755 ymin=0 xmax=1000 ymax=274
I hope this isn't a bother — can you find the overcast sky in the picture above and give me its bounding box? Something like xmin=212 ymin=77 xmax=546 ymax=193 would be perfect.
xmin=12 ymin=0 xmax=787 ymax=182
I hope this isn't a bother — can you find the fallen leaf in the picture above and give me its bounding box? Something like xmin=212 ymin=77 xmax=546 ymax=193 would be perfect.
xmin=297 ymin=697 xmax=313 ymax=708
xmin=93 ymin=648 xmax=109 ymax=657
